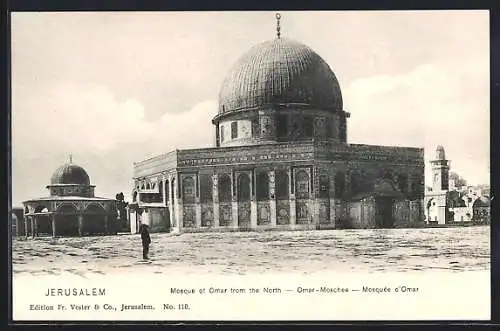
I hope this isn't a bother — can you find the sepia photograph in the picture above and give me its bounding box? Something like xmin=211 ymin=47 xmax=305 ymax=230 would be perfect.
xmin=10 ymin=10 xmax=490 ymax=321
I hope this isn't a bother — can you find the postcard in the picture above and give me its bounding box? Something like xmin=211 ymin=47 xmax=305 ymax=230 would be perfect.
xmin=10 ymin=10 xmax=490 ymax=321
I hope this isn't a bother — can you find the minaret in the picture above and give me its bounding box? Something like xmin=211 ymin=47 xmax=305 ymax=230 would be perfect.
xmin=430 ymin=145 xmax=450 ymax=191
xmin=276 ymin=13 xmax=281 ymax=39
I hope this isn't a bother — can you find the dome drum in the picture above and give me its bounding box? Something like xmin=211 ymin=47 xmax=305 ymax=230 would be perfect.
xmin=216 ymin=107 xmax=348 ymax=147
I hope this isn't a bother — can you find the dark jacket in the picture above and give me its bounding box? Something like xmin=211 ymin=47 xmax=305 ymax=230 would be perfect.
xmin=139 ymin=224 xmax=151 ymax=246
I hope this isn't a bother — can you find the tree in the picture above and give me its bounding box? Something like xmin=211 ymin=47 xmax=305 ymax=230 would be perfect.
xmin=449 ymin=172 xmax=467 ymax=187
xmin=115 ymin=192 xmax=129 ymax=231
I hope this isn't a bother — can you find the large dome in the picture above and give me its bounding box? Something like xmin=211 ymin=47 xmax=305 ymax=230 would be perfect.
xmin=218 ymin=38 xmax=343 ymax=115
xmin=50 ymin=163 xmax=90 ymax=185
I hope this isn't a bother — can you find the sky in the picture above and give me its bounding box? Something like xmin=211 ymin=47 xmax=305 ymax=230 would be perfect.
xmin=11 ymin=10 xmax=490 ymax=207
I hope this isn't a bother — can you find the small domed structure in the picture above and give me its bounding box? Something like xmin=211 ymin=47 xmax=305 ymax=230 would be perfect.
xmin=22 ymin=155 xmax=118 ymax=238
xmin=51 ymin=163 xmax=91 ymax=185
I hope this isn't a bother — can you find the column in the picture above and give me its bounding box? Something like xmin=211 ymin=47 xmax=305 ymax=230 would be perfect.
xmin=104 ymin=215 xmax=109 ymax=234
xmin=32 ymin=216 xmax=37 ymax=238
xmin=231 ymin=171 xmax=238 ymax=228
xmin=269 ymin=169 xmax=277 ymax=227
xmin=344 ymin=172 xmax=351 ymax=220
xmin=167 ymin=175 xmax=174 ymax=228
xmin=15 ymin=214 xmax=19 ymax=237
xmin=212 ymin=174 xmax=220 ymax=227
xmin=195 ymin=174 xmax=202 ymax=229
xmin=289 ymin=167 xmax=296 ymax=226
xmin=24 ymin=215 xmax=28 ymax=238
xmin=175 ymin=172 xmax=183 ymax=232
xmin=312 ymin=166 xmax=320 ymax=227
xmin=329 ymin=169 xmax=336 ymax=226
xmin=308 ymin=168 xmax=315 ymax=226
xmin=250 ymin=170 xmax=257 ymax=228
xmin=162 ymin=175 xmax=167 ymax=206
xmin=78 ymin=214 xmax=84 ymax=236
xmin=51 ymin=215 xmax=56 ymax=238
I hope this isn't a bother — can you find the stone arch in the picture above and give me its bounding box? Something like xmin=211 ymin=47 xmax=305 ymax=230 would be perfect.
xmin=218 ymin=174 xmax=232 ymax=202
xmin=56 ymin=204 xmax=79 ymax=236
xmin=146 ymin=182 xmax=151 ymax=190
xmin=256 ymin=172 xmax=269 ymax=201
xmin=132 ymin=190 xmax=138 ymax=202
xmin=83 ymin=204 xmax=107 ymax=236
xmin=182 ymin=176 xmax=195 ymax=204
xmin=34 ymin=205 xmax=51 ymax=235
xmin=237 ymin=173 xmax=251 ymax=202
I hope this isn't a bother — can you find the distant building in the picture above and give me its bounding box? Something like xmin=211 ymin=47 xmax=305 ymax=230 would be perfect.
xmin=424 ymin=146 xmax=489 ymax=225
xmin=129 ymin=14 xmax=425 ymax=233
xmin=22 ymin=157 xmax=118 ymax=237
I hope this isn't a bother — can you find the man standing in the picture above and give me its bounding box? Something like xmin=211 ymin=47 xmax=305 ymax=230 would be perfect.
xmin=139 ymin=223 xmax=151 ymax=260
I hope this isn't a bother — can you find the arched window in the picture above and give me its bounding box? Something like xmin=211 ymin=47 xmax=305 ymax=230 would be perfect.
xmin=231 ymin=121 xmax=238 ymax=139
xmin=182 ymin=177 xmax=195 ymax=204
xmin=319 ymin=175 xmax=330 ymax=199
xmin=276 ymin=170 xmax=289 ymax=199
xmin=256 ymin=172 xmax=269 ymax=201
xmin=295 ymin=170 xmax=310 ymax=199
xmin=218 ymin=174 xmax=232 ymax=202
xmin=237 ymin=174 xmax=251 ymax=202
xmin=200 ymin=174 xmax=213 ymax=203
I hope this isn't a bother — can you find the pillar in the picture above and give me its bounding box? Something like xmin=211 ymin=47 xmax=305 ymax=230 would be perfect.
xmin=312 ymin=166 xmax=320 ymax=227
xmin=162 ymin=175 xmax=167 ymax=206
xmin=329 ymin=169 xmax=336 ymax=226
xmin=78 ymin=214 xmax=83 ymax=236
xmin=24 ymin=215 xmax=28 ymax=238
xmin=231 ymin=171 xmax=238 ymax=228
xmin=250 ymin=170 xmax=257 ymax=228
xmin=212 ymin=174 xmax=220 ymax=227
xmin=168 ymin=175 xmax=174 ymax=227
xmin=31 ymin=216 xmax=36 ymax=238
xmin=269 ymin=169 xmax=277 ymax=227
xmin=307 ymin=168 xmax=315 ymax=226
xmin=51 ymin=215 xmax=56 ymax=238
xmin=15 ymin=214 xmax=19 ymax=237
xmin=289 ymin=167 xmax=296 ymax=226
xmin=175 ymin=172 xmax=183 ymax=232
